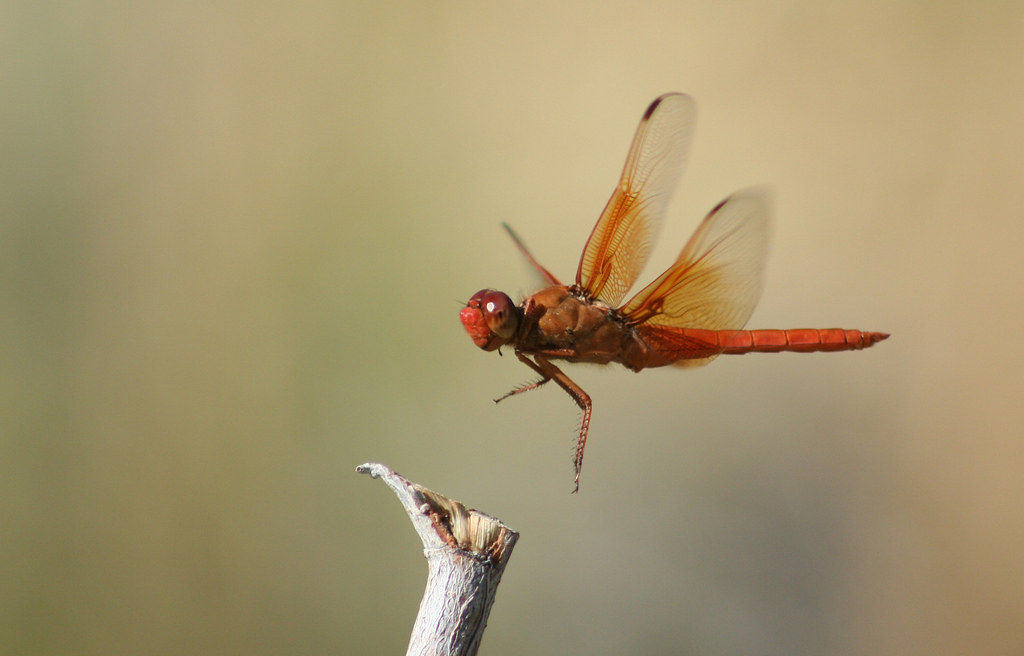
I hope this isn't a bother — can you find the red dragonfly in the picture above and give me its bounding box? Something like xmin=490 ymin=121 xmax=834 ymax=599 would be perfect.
xmin=460 ymin=93 xmax=888 ymax=492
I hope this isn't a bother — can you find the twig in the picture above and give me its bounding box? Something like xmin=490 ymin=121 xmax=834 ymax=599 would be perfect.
xmin=356 ymin=462 xmax=519 ymax=656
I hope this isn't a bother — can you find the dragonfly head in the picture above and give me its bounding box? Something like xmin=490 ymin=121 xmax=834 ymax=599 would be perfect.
xmin=460 ymin=289 xmax=520 ymax=351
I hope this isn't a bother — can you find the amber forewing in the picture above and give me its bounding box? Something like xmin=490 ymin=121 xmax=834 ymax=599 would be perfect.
xmin=575 ymin=93 xmax=695 ymax=307
xmin=621 ymin=190 xmax=770 ymax=367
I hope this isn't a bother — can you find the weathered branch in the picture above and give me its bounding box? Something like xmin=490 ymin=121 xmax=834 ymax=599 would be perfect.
xmin=356 ymin=462 xmax=519 ymax=656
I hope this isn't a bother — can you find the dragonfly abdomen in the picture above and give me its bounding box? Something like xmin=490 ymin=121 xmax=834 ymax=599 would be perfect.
xmin=705 ymin=328 xmax=890 ymax=353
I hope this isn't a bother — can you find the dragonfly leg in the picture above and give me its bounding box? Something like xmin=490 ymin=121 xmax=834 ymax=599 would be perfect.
xmin=494 ymin=348 xmax=576 ymax=402
xmin=516 ymin=353 xmax=593 ymax=493
xmin=493 ymin=350 xmax=556 ymax=402
xmin=494 ymin=376 xmax=551 ymax=402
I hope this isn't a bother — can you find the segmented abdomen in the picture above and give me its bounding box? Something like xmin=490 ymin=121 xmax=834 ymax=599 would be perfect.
xmin=690 ymin=328 xmax=889 ymax=353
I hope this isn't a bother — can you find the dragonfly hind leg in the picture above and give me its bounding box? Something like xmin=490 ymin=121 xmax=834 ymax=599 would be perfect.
xmin=504 ymin=352 xmax=593 ymax=493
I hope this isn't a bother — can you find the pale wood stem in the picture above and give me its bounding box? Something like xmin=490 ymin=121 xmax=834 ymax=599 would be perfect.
xmin=356 ymin=462 xmax=519 ymax=656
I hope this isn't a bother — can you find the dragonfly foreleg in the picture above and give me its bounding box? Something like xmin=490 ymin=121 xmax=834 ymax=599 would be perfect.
xmin=494 ymin=376 xmax=551 ymax=403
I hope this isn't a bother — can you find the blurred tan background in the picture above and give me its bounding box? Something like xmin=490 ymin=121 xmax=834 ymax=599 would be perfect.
xmin=3 ymin=2 xmax=1023 ymax=654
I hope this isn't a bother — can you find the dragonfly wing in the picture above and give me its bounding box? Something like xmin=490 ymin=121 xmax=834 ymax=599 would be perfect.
xmin=502 ymin=222 xmax=562 ymax=286
xmin=576 ymin=93 xmax=696 ymax=306
xmin=622 ymin=189 xmax=771 ymax=366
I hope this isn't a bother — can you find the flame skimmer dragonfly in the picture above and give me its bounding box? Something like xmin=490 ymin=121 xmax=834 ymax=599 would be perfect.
xmin=460 ymin=93 xmax=888 ymax=492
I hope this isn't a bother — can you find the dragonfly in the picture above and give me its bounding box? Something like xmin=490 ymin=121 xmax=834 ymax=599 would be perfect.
xmin=459 ymin=93 xmax=888 ymax=492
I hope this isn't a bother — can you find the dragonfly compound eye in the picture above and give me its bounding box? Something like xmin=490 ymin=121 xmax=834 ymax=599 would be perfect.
xmin=480 ymin=291 xmax=519 ymax=339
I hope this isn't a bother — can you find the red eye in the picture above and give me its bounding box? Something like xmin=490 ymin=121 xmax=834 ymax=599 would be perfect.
xmin=467 ymin=289 xmax=490 ymax=307
xmin=479 ymin=291 xmax=518 ymax=339
xmin=460 ymin=289 xmax=520 ymax=351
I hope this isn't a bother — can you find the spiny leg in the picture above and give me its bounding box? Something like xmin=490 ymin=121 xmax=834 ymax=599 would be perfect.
xmin=494 ymin=376 xmax=551 ymax=403
xmin=517 ymin=353 xmax=593 ymax=493
xmin=493 ymin=349 xmax=557 ymax=402
xmin=495 ymin=348 xmax=570 ymax=403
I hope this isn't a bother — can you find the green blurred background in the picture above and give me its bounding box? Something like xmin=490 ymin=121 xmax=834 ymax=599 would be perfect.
xmin=3 ymin=3 xmax=1022 ymax=654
